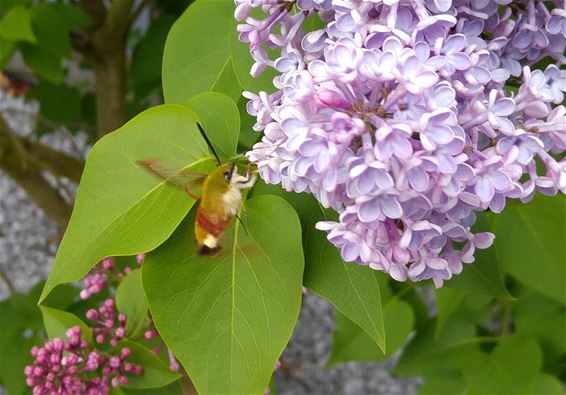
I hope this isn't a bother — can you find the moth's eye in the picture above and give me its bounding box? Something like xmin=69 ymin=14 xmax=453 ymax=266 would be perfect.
xmin=224 ymin=171 xmax=231 ymax=182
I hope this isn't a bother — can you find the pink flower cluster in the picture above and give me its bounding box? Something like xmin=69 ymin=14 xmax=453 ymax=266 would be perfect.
xmin=86 ymin=298 xmax=127 ymax=347
xmin=24 ymin=326 xmax=142 ymax=395
xmin=80 ymin=255 xmax=144 ymax=299
xmin=237 ymin=0 xmax=566 ymax=286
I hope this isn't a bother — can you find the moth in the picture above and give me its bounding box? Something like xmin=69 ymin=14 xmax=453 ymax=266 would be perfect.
xmin=137 ymin=123 xmax=256 ymax=255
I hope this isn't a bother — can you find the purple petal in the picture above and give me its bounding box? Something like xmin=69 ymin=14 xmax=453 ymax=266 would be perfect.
xmin=492 ymin=98 xmax=515 ymax=116
xmin=358 ymin=199 xmax=381 ymax=222
xmin=449 ymin=52 xmax=471 ymax=70
xmin=475 ymin=176 xmax=495 ymax=202
xmin=381 ymin=197 xmax=403 ymax=218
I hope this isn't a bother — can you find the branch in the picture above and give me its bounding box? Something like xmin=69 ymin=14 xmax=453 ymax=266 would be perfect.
xmin=20 ymin=138 xmax=85 ymax=184
xmin=95 ymin=0 xmax=135 ymax=49
xmin=0 ymin=269 xmax=16 ymax=295
xmin=0 ymin=118 xmax=72 ymax=229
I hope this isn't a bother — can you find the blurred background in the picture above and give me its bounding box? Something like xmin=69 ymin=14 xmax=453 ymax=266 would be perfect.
xmin=0 ymin=0 xmax=422 ymax=393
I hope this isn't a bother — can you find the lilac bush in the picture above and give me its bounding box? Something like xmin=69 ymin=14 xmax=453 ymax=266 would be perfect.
xmin=237 ymin=0 xmax=566 ymax=287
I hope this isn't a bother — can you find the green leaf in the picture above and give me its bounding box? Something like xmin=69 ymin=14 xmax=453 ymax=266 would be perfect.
xmin=435 ymin=287 xmax=466 ymax=338
xmin=0 ymin=38 xmax=16 ymax=68
xmin=251 ymin=182 xmax=387 ymax=352
xmin=0 ymin=286 xmax=45 ymax=395
xmin=328 ymin=298 xmax=414 ymax=365
xmin=418 ymin=373 xmax=469 ymax=395
xmin=50 ymin=3 xmax=91 ymax=28
xmin=0 ymin=334 xmax=36 ymax=395
xmin=446 ymin=212 xmax=513 ymax=300
xmin=162 ymin=0 xmax=241 ymax=103
xmin=490 ymin=194 xmax=566 ymax=304
xmin=40 ymin=306 xmax=92 ymax=342
xmin=515 ymin=290 xmax=566 ymax=373
xmin=143 ymin=195 xmax=304 ymax=395
xmin=39 ymin=105 xmax=213 ymax=302
xmin=122 ymin=381 xmax=183 ymax=395
xmin=229 ymin=18 xmax=277 ymax=93
xmin=29 ymin=4 xmax=71 ymax=57
xmin=0 ymin=6 xmax=35 ymax=43
xmin=305 ymin=224 xmax=386 ymax=352
xmin=461 ymin=336 xmax=542 ymax=395
xmin=119 ymin=340 xmax=181 ymax=389
xmin=20 ymin=43 xmax=63 ymax=84
xmin=186 ymin=92 xmax=239 ymax=159
xmin=41 ymin=284 xmax=81 ymax=310
xmin=28 ymin=82 xmax=81 ymax=124
xmin=531 ymin=373 xmax=566 ymax=395
xmin=116 ymin=269 xmax=149 ymax=339
xmin=131 ymin=13 xmax=176 ymax=90
xmin=394 ymin=318 xmax=477 ymax=377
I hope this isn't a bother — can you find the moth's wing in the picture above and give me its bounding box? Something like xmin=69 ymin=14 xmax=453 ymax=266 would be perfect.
xmin=137 ymin=159 xmax=208 ymax=190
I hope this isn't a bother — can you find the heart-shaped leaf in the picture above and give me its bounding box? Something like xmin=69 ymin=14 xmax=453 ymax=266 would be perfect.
xmin=143 ymin=195 xmax=304 ymax=395
xmin=40 ymin=105 xmax=213 ymax=302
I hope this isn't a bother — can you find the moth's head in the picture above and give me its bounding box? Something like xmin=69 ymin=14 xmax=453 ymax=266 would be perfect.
xmin=207 ymin=162 xmax=237 ymax=192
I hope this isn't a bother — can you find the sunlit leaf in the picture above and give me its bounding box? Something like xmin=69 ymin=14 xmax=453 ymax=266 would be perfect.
xmin=162 ymin=0 xmax=241 ymax=103
xmin=186 ymin=92 xmax=239 ymax=159
xmin=39 ymin=105 xmax=214 ymax=302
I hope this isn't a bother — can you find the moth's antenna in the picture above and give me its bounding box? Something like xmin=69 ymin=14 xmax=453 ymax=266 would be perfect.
xmin=196 ymin=122 xmax=221 ymax=166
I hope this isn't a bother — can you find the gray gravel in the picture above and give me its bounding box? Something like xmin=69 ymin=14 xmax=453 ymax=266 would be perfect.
xmin=0 ymin=90 xmax=421 ymax=394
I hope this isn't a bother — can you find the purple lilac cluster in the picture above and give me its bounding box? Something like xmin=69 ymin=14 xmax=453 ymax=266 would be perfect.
xmin=24 ymin=326 xmax=142 ymax=395
xmin=86 ymin=298 xmax=127 ymax=347
xmin=237 ymin=0 xmax=566 ymax=286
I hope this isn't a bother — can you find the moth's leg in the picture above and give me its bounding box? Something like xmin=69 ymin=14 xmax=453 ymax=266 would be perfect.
xmin=184 ymin=185 xmax=200 ymax=200
xmin=236 ymin=165 xmax=257 ymax=188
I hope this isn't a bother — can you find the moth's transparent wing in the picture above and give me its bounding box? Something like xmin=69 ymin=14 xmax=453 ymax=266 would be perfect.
xmin=137 ymin=159 xmax=208 ymax=195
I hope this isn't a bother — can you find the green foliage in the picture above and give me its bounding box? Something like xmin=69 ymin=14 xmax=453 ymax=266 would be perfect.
xmin=40 ymin=306 xmax=92 ymax=341
xmin=446 ymin=212 xmax=512 ymax=300
xmin=461 ymin=336 xmax=542 ymax=394
xmin=490 ymin=194 xmax=566 ymax=304
xmin=186 ymin=92 xmax=239 ymax=158
xmin=28 ymin=4 xmax=71 ymax=58
xmin=28 ymin=82 xmax=81 ymax=125
xmin=131 ymin=13 xmax=176 ymax=98
xmin=0 ymin=6 xmax=35 ymax=43
xmin=118 ymin=341 xmax=181 ymax=389
xmin=251 ymin=182 xmax=387 ymax=352
xmin=20 ymin=43 xmax=64 ymax=83
xmin=0 ymin=283 xmax=44 ymax=395
xmin=39 ymin=105 xmax=212 ymax=302
xmin=116 ymin=270 xmax=149 ymax=339
xmin=143 ymin=196 xmax=304 ymax=395
xmin=229 ymin=19 xmax=278 ymax=93
xmin=328 ymin=298 xmax=414 ymax=365
xmin=162 ymin=0 xmax=241 ymax=103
